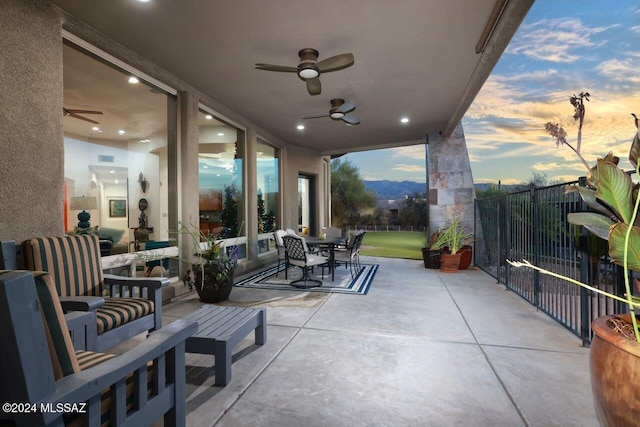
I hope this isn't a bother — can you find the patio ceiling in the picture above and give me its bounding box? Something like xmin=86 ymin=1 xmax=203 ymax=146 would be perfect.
xmin=52 ymin=0 xmax=533 ymax=155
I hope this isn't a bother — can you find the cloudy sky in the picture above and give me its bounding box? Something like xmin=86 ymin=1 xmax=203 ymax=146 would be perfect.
xmin=344 ymin=0 xmax=640 ymax=185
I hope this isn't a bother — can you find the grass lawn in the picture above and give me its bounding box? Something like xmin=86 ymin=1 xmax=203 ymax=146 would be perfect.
xmin=359 ymin=231 xmax=425 ymax=260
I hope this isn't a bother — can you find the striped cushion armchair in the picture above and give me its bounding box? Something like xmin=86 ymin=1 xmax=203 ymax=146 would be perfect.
xmin=0 ymin=270 xmax=196 ymax=427
xmin=22 ymin=235 xmax=169 ymax=351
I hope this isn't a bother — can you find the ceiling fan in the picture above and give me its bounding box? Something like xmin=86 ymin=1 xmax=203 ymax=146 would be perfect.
xmin=303 ymin=98 xmax=360 ymax=125
xmin=255 ymin=48 xmax=354 ymax=96
xmin=63 ymin=108 xmax=103 ymax=124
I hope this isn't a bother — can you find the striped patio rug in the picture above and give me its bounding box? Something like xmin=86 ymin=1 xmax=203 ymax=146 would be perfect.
xmin=234 ymin=263 xmax=378 ymax=295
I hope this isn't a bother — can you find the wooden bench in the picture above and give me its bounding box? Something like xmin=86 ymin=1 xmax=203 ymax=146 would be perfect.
xmin=182 ymin=305 xmax=267 ymax=385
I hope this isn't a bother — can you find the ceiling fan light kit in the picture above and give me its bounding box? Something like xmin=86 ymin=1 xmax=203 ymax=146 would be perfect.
xmin=297 ymin=48 xmax=320 ymax=79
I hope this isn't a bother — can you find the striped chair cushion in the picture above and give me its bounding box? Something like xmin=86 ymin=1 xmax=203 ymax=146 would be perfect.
xmin=68 ymin=351 xmax=154 ymax=427
xmin=32 ymin=271 xmax=81 ymax=379
xmin=23 ymin=235 xmax=105 ymax=297
xmin=96 ymin=298 xmax=155 ymax=334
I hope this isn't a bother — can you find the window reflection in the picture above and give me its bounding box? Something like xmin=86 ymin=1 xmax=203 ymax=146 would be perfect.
xmin=257 ymin=139 xmax=279 ymax=234
xmin=198 ymin=110 xmax=245 ymax=240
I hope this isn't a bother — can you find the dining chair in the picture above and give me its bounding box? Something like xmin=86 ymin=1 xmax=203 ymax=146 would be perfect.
xmin=282 ymin=234 xmax=328 ymax=288
xmin=273 ymin=230 xmax=289 ymax=278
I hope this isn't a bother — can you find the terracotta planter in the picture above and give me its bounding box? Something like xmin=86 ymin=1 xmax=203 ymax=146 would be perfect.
xmin=440 ymin=252 xmax=461 ymax=273
xmin=193 ymin=269 xmax=234 ymax=303
xmin=458 ymin=245 xmax=473 ymax=270
xmin=590 ymin=314 xmax=640 ymax=427
xmin=421 ymin=248 xmax=441 ymax=269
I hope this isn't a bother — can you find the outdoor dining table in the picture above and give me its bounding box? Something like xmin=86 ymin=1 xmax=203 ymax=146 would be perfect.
xmin=304 ymin=235 xmax=348 ymax=281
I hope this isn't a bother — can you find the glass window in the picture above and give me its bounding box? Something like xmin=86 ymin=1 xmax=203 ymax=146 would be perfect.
xmin=257 ymin=139 xmax=280 ymax=234
xmin=198 ymin=110 xmax=245 ymax=253
xmin=63 ymin=42 xmax=176 ymax=265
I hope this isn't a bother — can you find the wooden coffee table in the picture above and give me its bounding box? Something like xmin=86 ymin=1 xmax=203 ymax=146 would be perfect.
xmin=182 ymin=305 xmax=267 ymax=385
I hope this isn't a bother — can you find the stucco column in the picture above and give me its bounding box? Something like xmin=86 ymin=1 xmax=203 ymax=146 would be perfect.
xmin=0 ymin=0 xmax=64 ymax=241
xmin=178 ymin=91 xmax=200 ymax=268
xmin=245 ymin=128 xmax=258 ymax=261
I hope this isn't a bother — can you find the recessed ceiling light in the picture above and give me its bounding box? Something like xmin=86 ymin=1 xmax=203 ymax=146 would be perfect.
xmin=400 ymin=117 xmax=410 ymax=124
xmin=115 ymin=180 xmax=119 ymax=184
xmin=217 ymin=132 xmax=224 ymax=136
xmin=109 ymin=170 xmax=115 ymax=174
xmin=92 ymin=126 xmax=99 ymax=131
xmin=128 ymin=76 xmax=139 ymax=84
xmin=297 ymin=124 xmax=305 ymax=130
xmin=137 ymin=0 xmax=151 ymax=2
xmin=118 ymin=130 xmax=125 ymax=135
xmin=205 ymin=114 xmax=213 ymax=120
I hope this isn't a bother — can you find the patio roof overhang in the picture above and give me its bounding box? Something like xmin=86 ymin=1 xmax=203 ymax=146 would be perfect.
xmin=52 ymin=0 xmax=533 ymax=155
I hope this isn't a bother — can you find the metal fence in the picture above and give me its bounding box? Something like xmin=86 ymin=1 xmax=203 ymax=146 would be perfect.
xmin=475 ymin=180 xmax=627 ymax=345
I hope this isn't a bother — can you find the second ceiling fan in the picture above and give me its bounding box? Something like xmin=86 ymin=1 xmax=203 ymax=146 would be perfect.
xmin=303 ymin=98 xmax=360 ymax=125
xmin=255 ymin=48 xmax=354 ymax=96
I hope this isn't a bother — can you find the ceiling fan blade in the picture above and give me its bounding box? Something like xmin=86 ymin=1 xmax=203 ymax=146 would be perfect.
xmin=306 ymin=77 xmax=321 ymax=95
xmin=255 ymin=63 xmax=298 ymax=72
xmin=68 ymin=113 xmax=100 ymax=124
xmin=317 ymin=53 xmax=354 ymax=73
xmin=342 ymin=114 xmax=360 ymax=125
xmin=339 ymin=101 xmax=356 ymax=114
xmin=302 ymin=114 xmax=329 ymax=120
xmin=66 ymin=109 xmax=103 ymax=115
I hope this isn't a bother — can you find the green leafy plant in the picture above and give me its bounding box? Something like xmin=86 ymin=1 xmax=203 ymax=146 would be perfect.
xmin=426 ymin=227 xmax=447 ymax=251
xmin=174 ymin=220 xmax=239 ymax=292
xmin=512 ymin=97 xmax=640 ymax=342
xmin=440 ymin=217 xmax=473 ymax=255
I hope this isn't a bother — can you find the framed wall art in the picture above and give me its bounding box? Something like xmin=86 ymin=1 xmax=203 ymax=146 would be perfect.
xmin=109 ymin=199 xmax=127 ymax=218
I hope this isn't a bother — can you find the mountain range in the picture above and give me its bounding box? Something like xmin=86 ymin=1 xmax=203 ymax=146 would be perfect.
xmin=364 ymin=180 xmax=524 ymax=200
xmin=364 ymin=180 xmax=427 ymax=200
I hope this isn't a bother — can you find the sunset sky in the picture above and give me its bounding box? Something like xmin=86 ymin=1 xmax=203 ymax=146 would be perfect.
xmin=344 ymin=0 xmax=640 ymax=185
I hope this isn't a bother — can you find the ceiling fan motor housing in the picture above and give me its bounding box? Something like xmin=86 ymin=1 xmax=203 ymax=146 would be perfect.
xmin=297 ymin=48 xmax=320 ymax=79
xmin=329 ymin=98 xmax=345 ymax=119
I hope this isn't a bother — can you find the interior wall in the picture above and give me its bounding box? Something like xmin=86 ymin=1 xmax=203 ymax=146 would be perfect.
xmin=0 ymin=0 xmax=64 ymax=241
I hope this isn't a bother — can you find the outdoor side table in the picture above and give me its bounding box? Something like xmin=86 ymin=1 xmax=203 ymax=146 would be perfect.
xmin=182 ymin=305 xmax=267 ymax=386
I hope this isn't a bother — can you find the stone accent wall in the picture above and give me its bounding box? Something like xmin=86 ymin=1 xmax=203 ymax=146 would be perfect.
xmin=428 ymin=122 xmax=476 ymax=238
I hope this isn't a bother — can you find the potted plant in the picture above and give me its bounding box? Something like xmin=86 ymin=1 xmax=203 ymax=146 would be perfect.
xmin=177 ymin=220 xmax=239 ymax=303
xmin=439 ymin=217 xmax=473 ymax=273
xmin=422 ymin=227 xmax=447 ymax=269
xmin=511 ymin=96 xmax=640 ymax=426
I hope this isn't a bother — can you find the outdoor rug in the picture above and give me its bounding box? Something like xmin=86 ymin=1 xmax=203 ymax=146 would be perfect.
xmin=234 ymin=263 xmax=378 ymax=295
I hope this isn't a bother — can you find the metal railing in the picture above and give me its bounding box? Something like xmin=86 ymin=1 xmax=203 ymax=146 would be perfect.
xmin=475 ymin=180 xmax=627 ymax=345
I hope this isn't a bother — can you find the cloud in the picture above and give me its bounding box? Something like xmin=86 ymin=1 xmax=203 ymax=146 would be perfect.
xmin=392 ymin=164 xmax=425 ymax=173
xmin=597 ymin=55 xmax=640 ymax=84
xmin=507 ymin=18 xmax=611 ymax=62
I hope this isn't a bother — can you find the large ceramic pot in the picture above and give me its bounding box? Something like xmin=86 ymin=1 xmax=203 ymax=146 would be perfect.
xmin=590 ymin=314 xmax=640 ymax=427
xmin=193 ymin=269 xmax=235 ymax=303
xmin=440 ymin=253 xmax=461 ymax=273
xmin=421 ymin=248 xmax=441 ymax=269
xmin=458 ymin=245 xmax=473 ymax=270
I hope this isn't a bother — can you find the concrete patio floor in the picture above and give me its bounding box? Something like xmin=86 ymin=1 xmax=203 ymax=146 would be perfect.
xmin=122 ymin=256 xmax=599 ymax=426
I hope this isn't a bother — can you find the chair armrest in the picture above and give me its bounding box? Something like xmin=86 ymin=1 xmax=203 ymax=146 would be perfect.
xmin=47 ymin=319 xmax=197 ymax=409
xmin=60 ymin=296 xmax=105 ymax=311
xmin=104 ymin=274 xmax=169 ymax=291
xmin=64 ymin=311 xmax=97 ymax=351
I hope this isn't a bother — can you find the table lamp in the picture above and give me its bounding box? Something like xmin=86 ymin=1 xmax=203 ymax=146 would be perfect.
xmin=70 ymin=196 xmax=98 ymax=230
